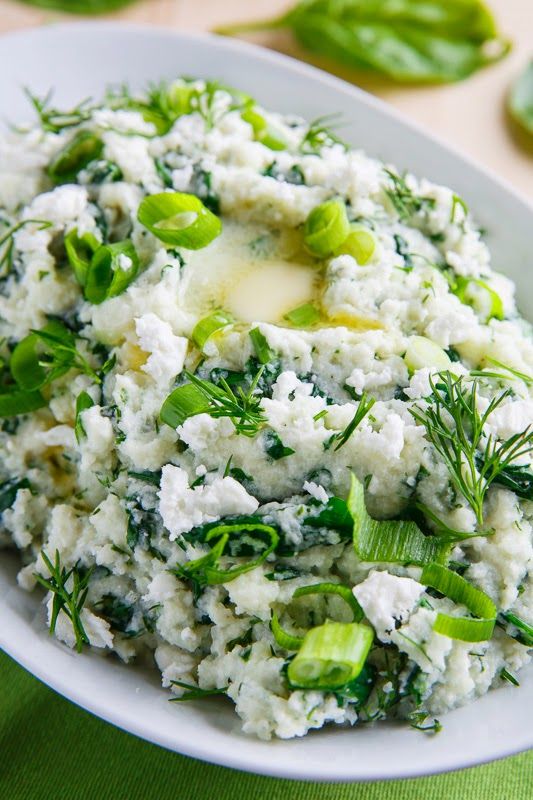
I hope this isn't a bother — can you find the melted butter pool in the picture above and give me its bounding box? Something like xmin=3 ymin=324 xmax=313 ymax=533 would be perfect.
xmin=183 ymin=222 xmax=320 ymax=324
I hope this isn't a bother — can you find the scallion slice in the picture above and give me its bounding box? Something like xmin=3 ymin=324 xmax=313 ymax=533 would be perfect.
xmin=241 ymin=107 xmax=287 ymax=151
xmin=284 ymin=302 xmax=321 ymax=327
xmin=287 ymin=622 xmax=374 ymax=690
xmin=421 ymin=562 xmax=496 ymax=642
xmin=137 ymin=192 xmax=221 ymax=249
xmin=304 ymin=199 xmax=350 ymax=258
xmin=404 ymin=336 xmax=452 ymax=373
xmin=271 ymin=613 xmax=304 ymax=650
xmin=293 ymin=582 xmax=364 ymax=622
xmin=84 ymin=241 xmax=139 ymax=304
xmin=348 ymin=474 xmax=448 ymax=565
xmin=160 ymin=383 xmax=210 ymax=428
xmin=454 ymin=277 xmax=504 ymax=323
xmin=432 ymin=615 xmax=495 ymax=642
xmin=47 ymin=130 xmax=103 ymax=184
xmin=192 ymin=310 xmax=233 ymax=350
xmin=64 ymin=228 xmax=100 ymax=287
xmin=334 ymin=225 xmax=376 ymax=265
xmin=249 ymin=327 xmax=273 ymax=364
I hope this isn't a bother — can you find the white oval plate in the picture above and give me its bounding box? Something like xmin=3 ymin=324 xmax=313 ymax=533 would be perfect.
xmin=0 ymin=22 xmax=531 ymax=783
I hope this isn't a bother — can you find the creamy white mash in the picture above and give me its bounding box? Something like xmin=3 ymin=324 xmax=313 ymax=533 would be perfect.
xmin=0 ymin=80 xmax=531 ymax=739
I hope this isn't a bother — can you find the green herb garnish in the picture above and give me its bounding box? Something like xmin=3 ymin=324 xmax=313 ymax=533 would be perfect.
xmin=216 ymin=0 xmax=510 ymax=84
xmin=411 ymin=372 xmax=533 ymax=524
xmin=161 ymin=367 xmax=266 ymax=437
xmin=325 ymin=392 xmax=374 ymax=451
xmin=34 ymin=551 xmax=93 ymax=653
xmin=508 ymin=60 xmax=533 ymax=137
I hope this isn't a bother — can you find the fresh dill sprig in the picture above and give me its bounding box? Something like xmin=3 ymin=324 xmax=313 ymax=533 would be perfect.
xmin=408 ymin=711 xmax=442 ymax=734
xmin=30 ymin=327 xmax=102 ymax=386
xmin=186 ymin=367 xmax=267 ymax=437
xmin=24 ymin=89 xmax=95 ymax=134
xmin=299 ymin=113 xmax=346 ymax=154
xmin=169 ymin=680 xmax=228 ymax=702
xmin=471 ymin=358 xmax=533 ymax=387
xmin=411 ymin=372 xmax=533 ymax=524
xmin=0 ymin=219 xmax=52 ymax=277
xmin=34 ymin=550 xmax=93 ymax=653
xmin=325 ymin=392 xmax=375 ymax=451
xmin=384 ymin=169 xmax=435 ymax=221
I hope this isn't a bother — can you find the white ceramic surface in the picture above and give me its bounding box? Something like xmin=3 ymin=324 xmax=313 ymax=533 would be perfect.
xmin=0 ymin=23 xmax=531 ymax=783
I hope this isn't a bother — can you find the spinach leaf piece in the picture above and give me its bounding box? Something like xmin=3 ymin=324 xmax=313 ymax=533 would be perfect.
xmin=217 ymin=0 xmax=510 ymax=84
xmin=508 ymin=61 xmax=533 ymax=137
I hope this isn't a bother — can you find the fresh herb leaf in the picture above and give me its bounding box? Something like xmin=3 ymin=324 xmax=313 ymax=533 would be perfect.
xmin=325 ymin=392 xmax=374 ymax=451
xmin=411 ymin=372 xmax=533 ymax=524
xmin=384 ymin=170 xmax=435 ymax=220
xmin=24 ymin=89 xmax=94 ymax=133
xmin=161 ymin=367 xmax=267 ymax=437
xmin=216 ymin=0 xmax=510 ymax=84
xmin=20 ymin=0 xmax=136 ymax=12
xmin=508 ymin=60 xmax=533 ymax=137
xmin=264 ymin=430 xmax=295 ymax=460
xmin=34 ymin=551 xmax=93 ymax=653
xmin=10 ymin=320 xmax=100 ymax=392
xmin=0 ymin=219 xmax=52 ymax=277
xmin=169 ymin=680 xmax=227 ymax=702
xmin=47 ymin=131 xmax=103 ymax=185
xmin=74 ymin=390 xmax=94 ymax=443
xmin=0 ymin=477 xmax=31 ymax=514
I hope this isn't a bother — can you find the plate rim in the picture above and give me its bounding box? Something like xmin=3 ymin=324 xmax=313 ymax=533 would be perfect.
xmin=0 ymin=20 xmax=531 ymax=782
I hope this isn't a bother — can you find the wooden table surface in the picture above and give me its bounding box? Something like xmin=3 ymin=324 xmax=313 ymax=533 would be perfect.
xmin=0 ymin=0 xmax=531 ymax=196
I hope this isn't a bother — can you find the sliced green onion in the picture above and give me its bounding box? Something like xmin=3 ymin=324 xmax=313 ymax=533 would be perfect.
xmin=293 ymin=582 xmax=363 ymax=622
xmin=10 ymin=319 xmax=75 ymax=391
xmin=241 ymin=108 xmax=287 ymax=151
xmin=421 ymin=562 xmax=496 ymax=642
xmin=334 ymin=225 xmax=376 ymax=265
xmin=454 ymin=277 xmax=504 ymax=323
xmin=421 ymin=563 xmax=496 ymax=619
xmin=64 ymin=228 xmax=100 ymax=287
xmin=304 ymin=199 xmax=350 ymax=259
xmin=0 ymin=389 xmax=45 ymax=417
xmin=137 ymin=192 xmax=221 ymax=249
xmin=47 ymin=130 xmax=103 ymax=184
xmin=192 ymin=310 xmax=233 ymax=350
xmin=74 ymin=390 xmax=95 ymax=443
xmin=84 ymin=241 xmax=139 ymax=304
xmin=348 ymin=474 xmax=448 ymax=566
xmin=160 ymin=383 xmax=209 ymax=428
xmin=287 ymin=622 xmax=373 ymax=690
xmin=432 ymin=615 xmax=495 ymax=642
xmin=404 ymin=336 xmax=452 ymax=373
xmin=249 ymin=327 xmax=273 ymax=364
xmin=271 ymin=612 xmax=304 ymax=650
xmin=284 ymin=302 xmax=321 ymax=327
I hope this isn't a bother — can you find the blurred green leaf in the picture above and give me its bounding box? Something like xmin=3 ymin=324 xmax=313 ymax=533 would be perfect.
xmin=216 ymin=0 xmax=511 ymax=84
xmin=19 ymin=0 xmax=137 ymax=14
xmin=508 ymin=61 xmax=533 ymax=137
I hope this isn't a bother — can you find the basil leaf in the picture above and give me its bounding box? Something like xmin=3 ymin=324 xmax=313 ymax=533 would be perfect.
xmin=19 ymin=0 xmax=136 ymax=12
xmin=218 ymin=0 xmax=510 ymax=83
xmin=508 ymin=61 xmax=533 ymax=137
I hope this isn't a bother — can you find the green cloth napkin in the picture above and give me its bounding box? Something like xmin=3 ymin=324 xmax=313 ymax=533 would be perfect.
xmin=1 ymin=649 xmax=531 ymax=799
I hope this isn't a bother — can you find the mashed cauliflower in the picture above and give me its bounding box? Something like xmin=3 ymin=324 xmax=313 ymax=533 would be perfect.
xmin=0 ymin=79 xmax=531 ymax=739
